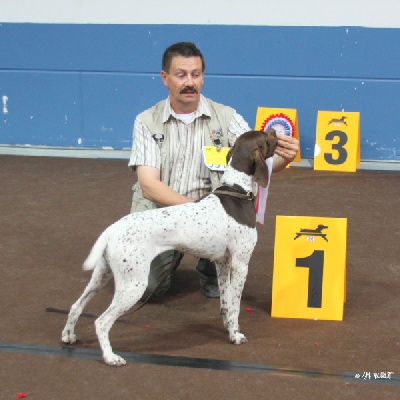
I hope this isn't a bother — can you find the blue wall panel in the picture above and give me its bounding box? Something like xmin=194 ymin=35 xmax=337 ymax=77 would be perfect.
xmin=205 ymin=76 xmax=400 ymax=160
xmin=1 ymin=23 xmax=399 ymax=160
xmin=0 ymin=71 xmax=82 ymax=146
xmin=81 ymin=73 xmax=161 ymax=149
xmin=2 ymin=24 xmax=400 ymax=78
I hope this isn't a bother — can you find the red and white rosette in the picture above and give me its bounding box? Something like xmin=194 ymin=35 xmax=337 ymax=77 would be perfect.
xmin=261 ymin=113 xmax=295 ymax=137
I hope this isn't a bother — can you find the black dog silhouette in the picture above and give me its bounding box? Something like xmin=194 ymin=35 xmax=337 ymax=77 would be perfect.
xmin=328 ymin=116 xmax=348 ymax=126
xmin=294 ymin=224 xmax=328 ymax=242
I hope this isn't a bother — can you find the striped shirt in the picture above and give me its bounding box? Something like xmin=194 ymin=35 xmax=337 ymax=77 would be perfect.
xmin=128 ymin=95 xmax=251 ymax=199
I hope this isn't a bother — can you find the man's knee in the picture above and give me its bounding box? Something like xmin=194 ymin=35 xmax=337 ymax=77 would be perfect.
xmin=141 ymin=273 xmax=171 ymax=301
xmin=141 ymin=250 xmax=183 ymax=301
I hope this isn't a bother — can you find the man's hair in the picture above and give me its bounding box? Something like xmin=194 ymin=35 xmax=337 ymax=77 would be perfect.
xmin=162 ymin=42 xmax=206 ymax=73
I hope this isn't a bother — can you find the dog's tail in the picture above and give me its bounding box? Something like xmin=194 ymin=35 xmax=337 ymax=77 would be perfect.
xmin=82 ymin=226 xmax=112 ymax=271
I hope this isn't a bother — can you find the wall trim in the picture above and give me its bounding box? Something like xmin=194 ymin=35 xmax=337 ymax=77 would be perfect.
xmin=1 ymin=145 xmax=399 ymax=171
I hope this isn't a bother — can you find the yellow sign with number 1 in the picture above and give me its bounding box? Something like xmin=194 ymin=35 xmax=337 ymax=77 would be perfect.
xmin=271 ymin=216 xmax=347 ymax=321
xmin=314 ymin=111 xmax=360 ymax=172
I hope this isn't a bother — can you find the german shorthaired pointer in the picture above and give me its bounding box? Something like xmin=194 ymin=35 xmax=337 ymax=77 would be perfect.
xmin=61 ymin=129 xmax=278 ymax=366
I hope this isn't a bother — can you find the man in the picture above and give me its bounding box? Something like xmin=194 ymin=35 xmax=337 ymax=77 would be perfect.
xmin=129 ymin=42 xmax=299 ymax=299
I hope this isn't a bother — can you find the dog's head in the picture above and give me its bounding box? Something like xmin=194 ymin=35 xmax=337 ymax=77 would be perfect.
xmin=226 ymin=129 xmax=278 ymax=187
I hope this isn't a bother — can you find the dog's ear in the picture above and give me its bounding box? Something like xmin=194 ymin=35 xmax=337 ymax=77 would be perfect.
xmin=252 ymin=148 xmax=270 ymax=187
xmin=262 ymin=128 xmax=278 ymax=159
xmin=252 ymin=129 xmax=278 ymax=187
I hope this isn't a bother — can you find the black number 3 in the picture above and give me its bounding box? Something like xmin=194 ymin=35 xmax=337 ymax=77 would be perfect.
xmin=324 ymin=130 xmax=348 ymax=165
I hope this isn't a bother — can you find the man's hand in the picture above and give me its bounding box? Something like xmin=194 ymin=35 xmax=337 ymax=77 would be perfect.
xmin=272 ymin=134 xmax=300 ymax=172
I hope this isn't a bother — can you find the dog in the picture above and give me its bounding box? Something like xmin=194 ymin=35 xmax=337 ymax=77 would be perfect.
xmin=61 ymin=129 xmax=278 ymax=366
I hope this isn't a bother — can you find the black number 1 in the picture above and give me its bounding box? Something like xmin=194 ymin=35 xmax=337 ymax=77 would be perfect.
xmin=296 ymin=250 xmax=324 ymax=308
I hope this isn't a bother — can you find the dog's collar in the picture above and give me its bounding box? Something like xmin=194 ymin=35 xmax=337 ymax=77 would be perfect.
xmin=213 ymin=185 xmax=255 ymax=201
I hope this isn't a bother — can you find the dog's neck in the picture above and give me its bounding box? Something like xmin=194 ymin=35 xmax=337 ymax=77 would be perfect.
xmin=220 ymin=165 xmax=254 ymax=192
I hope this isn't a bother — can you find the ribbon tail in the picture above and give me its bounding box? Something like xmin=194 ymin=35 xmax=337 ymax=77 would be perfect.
xmin=255 ymin=157 xmax=273 ymax=224
xmin=256 ymin=185 xmax=268 ymax=224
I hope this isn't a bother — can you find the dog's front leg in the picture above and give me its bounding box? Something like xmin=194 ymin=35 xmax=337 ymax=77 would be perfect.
xmin=225 ymin=256 xmax=248 ymax=345
xmin=215 ymin=260 xmax=230 ymax=332
xmin=216 ymin=258 xmax=248 ymax=344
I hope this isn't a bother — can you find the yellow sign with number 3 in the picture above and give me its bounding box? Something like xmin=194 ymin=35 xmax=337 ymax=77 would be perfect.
xmin=314 ymin=111 xmax=360 ymax=172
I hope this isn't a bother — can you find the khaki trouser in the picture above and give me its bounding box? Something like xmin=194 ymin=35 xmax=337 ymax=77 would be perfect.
xmin=141 ymin=252 xmax=218 ymax=300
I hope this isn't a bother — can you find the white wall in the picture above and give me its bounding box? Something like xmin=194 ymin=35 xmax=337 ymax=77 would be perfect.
xmin=1 ymin=0 xmax=400 ymax=28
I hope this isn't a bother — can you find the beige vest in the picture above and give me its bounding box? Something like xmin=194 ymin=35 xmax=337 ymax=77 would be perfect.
xmin=131 ymin=97 xmax=234 ymax=213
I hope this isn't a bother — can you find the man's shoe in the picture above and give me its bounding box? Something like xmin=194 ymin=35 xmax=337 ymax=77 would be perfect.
xmin=201 ymin=283 xmax=220 ymax=298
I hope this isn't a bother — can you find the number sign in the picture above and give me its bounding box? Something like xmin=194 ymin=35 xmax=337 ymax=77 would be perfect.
xmin=271 ymin=216 xmax=347 ymax=321
xmin=314 ymin=111 xmax=360 ymax=172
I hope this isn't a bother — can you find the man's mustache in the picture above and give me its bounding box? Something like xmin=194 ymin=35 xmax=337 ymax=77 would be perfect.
xmin=180 ymin=86 xmax=198 ymax=94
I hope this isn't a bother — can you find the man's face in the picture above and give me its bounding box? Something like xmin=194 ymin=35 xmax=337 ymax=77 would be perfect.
xmin=161 ymin=55 xmax=204 ymax=114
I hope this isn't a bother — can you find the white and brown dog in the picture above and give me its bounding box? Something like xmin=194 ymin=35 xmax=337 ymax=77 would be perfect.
xmin=61 ymin=129 xmax=278 ymax=366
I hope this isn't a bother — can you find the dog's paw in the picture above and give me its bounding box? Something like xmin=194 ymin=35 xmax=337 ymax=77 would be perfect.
xmin=230 ymin=331 xmax=248 ymax=345
xmin=61 ymin=329 xmax=77 ymax=344
xmin=104 ymin=353 xmax=127 ymax=367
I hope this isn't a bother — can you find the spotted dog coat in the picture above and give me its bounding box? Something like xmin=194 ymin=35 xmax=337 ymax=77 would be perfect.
xmin=61 ymin=129 xmax=278 ymax=366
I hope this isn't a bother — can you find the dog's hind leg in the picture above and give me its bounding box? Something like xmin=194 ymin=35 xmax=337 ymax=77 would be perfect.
xmin=95 ymin=277 xmax=146 ymax=366
xmin=61 ymin=257 xmax=112 ymax=344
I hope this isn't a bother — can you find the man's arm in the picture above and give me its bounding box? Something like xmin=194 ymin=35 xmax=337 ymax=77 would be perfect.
xmin=137 ymin=165 xmax=194 ymax=207
xmin=272 ymin=134 xmax=300 ymax=172
xmin=129 ymin=117 xmax=193 ymax=207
